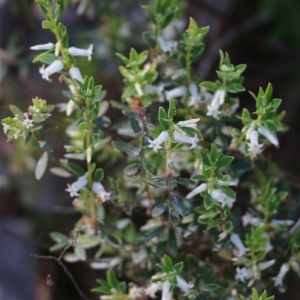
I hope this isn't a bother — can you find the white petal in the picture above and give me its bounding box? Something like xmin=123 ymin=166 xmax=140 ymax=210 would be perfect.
xmin=177 ymin=118 xmax=200 ymax=127
xmin=30 ymin=43 xmax=54 ymax=50
xmin=165 ymin=86 xmax=186 ymax=100
xmin=39 ymin=60 xmax=63 ymax=81
xmin=258 ymin=260 xmax=275 ymax=270
xmin=68 ymin=45 xmax=93 ymax=61
xmin=230 ymin=233 xmax=248 ymax=256
xmin=258 ymin=126 xmax=279 ymax=147
xmin=161 ymin=281 xmax=171 ymax=300
xmin=156 ymin=131 xmax=169 ymax=145
xmin=69 ymin=67 xmax=84 ymax=83
xmin=186 ymin=183 xmax=207 ymax=199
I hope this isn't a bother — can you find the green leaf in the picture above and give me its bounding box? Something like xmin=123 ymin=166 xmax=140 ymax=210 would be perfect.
xmin=204 ymin=194 xmax=213 ymax=209
xmin=64 ymin=162 xmax=86 ymax=176
xmin=94 ymin=168 xmax=104 ymax=182
xmin=171 ymin=193 xmax=186 ymax=216
xmin=78 ymin=122 xmax=90 ymax=131
xmin=9 ymin=105 xmax=23 ymax=116
xmin=76 ymin=235 xmax=101 ymax=248
xmin=218 ymin=186 xmax=236 ymax=199
xmin=74 ymin=246 xmax=86 ymax=261
xmin=169 ymin=209 xmax=180 ymax=226
xmin=112 ymin=141 xmax=141 ymax=158
xmin=200 ymin=151 xmax=211 ymax=167
xmin=152 ymin=201 xmax=168 ymax=217
xmin=144 ymin=225 xmax=166 ymax=242
xmin=50 ymin=231 xmax=69 ymax=243
xmin=176 ymin=178 xmax=195 ymax=185
xmin=168 ymin=228 xmax=177 ymax=255
xmin=37 ymin=53 xmax=57 ymax=65
xmin=42 ymin=20 xmax=53 ymax=30
xmin=107 ymin=269 xmax=119 ymax=288
xmin=200 ymin=81 xmax=219 ymax=92
xmin=50 ymin=167 xmax=72 ymax=178
xmin=137 ymin=50 xmax=148 ymax=65
xmin=215 ymin=156 xmax=234 ymax=169
xmin=173 ymin=262 xmax=183 ymax=273
xmin=168 ymin=98 xmax=177 ymax=119
xmin=200 ymin=283 xmax=226 ymax=297
xmin=210 ymin=144 xmax=218 ymax=163
xmin=35 ymin=152 xmax=48 ymax=180
xmin=163 ymin=255 xmax=173 ymax=272
xmin=264 ymin=83 xmax=273 ymax=101
xmin=158 ymin=107 xmax=169 ymax=130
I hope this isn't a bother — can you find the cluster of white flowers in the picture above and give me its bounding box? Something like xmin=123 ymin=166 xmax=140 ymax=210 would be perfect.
xmin=66 ymin=176 xmax=111 ymax=202
xmin=244 ymin=122 xmax=279 ymax=157
xmin=125 ymin=275 xmax=193 ymax=300
xmin=148 ymin=118 xmax=200 ymax=153
xmin=186 ymin=179 xmax=237 ymax=208
xmin=30 ymin=43 xmax=93 ymax=82
xmin=235 ymin=260 xmax=275 ymax=287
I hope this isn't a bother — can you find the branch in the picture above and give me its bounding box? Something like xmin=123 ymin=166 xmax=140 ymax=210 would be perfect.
xmin=31 ymin=232 xmax=92 ymax=300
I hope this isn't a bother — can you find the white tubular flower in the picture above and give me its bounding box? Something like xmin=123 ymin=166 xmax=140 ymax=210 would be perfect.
xmin=165 ymin=86 xmax=187 ymax=101
xmin=211 ymin=189 xmax=235 ymax=208
xmin=242 ymin=212 xmax=262 ymax=227
xmin=69 ymin=67 xmax=84 ymax=83
xmin=230 ymin=233 xmax=249 ymax=257
xmin=173 ymin=132 xmax=199 ymax=149
xmin=176 ymin=276 xmax=193 ymax=296
xmin=129 ymin=286 xmax=143 ymax=300
xmin=247 ymin=130 xmax=264 ymax=156
xmin=68 ymin=44 xmax=93 ymax=61
xmin=30 ymin=42 xmax=54 ymax=50
xmin=258 ymin=126 xmax=279 ymax=147
xmin=235 ymin=267 xmax=253 ymax=282
xmin=177 ymin=118 xmax=200 ymax=129
xmin=23 ymin=116 xmax=33 ymax=129
xmin=66 ymin=176 xmax=88 ymax=197
xmin=272 ymin=263 xmax=290 ymax=287
xmin=157 ymin=36 xmax=178 ymax=52
xmin=145 ymin=282 xmax=161 ymax=298
xmin=258 ymin=259 xmax=275 ymax=270
xmin=245 ymin=122 xmax=255 ymax=140
xmin=39 ymin=60 xmax=64 ymax=81
xmin=161 ymin=281 xmax=172 ymax=300
xmin=92 ymin=182 xmax=111 ymax=202
xmin=148 ymin=131 xmax=169 ymax=153
xmin=186 ymin=183 xmax=207 ymax=199
xmin=206 ymin=89 xmax=226 ymax=119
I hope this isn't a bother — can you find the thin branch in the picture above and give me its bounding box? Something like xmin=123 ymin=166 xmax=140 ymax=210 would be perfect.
xmin=31 ymin=232 xmax=92 ymax=300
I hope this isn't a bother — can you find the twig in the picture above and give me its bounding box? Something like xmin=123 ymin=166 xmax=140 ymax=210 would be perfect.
xmin=31 ymin=231 xmax=92 ymax=300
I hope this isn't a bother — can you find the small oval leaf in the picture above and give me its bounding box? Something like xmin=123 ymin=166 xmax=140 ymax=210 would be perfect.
xmin=35 ymin=152 xmax=48 ymax=180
